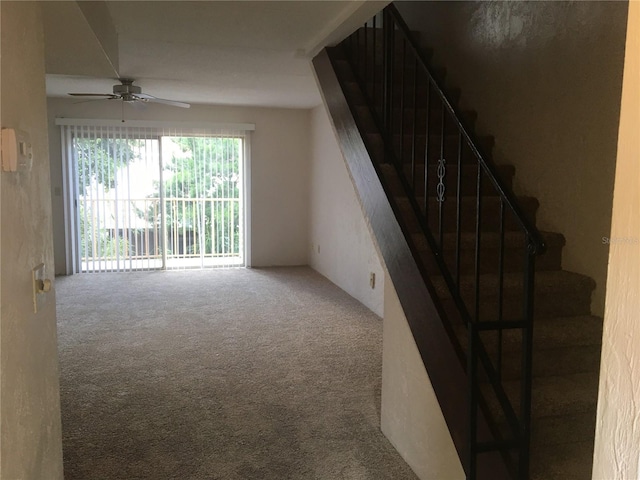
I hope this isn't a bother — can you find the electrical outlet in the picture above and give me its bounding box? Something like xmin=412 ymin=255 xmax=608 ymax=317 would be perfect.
xmin=31 ymin=263 xmax=51 ymax=313
xmin=369 ymin=272 xmax=376 ymax=289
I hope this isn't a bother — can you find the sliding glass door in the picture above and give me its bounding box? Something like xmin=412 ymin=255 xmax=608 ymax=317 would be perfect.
xmin=161 ymin=136 xmax=244 ymax=269
xmin=63 ymin=124 xmax=246 ymax=273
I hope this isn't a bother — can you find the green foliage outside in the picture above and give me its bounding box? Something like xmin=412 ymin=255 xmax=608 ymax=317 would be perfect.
xmin=78 ymin=202 xmax=131 ymax=259
xmin=75 ymin=137 xmax=138 ymax=261
xmin=74 ymin=137 xmax=138 ymax=192
xmin=150 ymin=136 xmax=242 ymax=256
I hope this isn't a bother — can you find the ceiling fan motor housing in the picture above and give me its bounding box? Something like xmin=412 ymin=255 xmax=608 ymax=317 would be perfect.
xmin=113 ymin=80 xmax=142 ymax=102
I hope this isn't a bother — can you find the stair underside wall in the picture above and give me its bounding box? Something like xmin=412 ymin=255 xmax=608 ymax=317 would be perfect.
xmin=381 ymin=271 xmax=465 ymax=480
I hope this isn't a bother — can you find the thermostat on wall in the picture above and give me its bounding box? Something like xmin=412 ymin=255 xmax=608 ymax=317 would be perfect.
xmin=1 ymin=128 xmax=32 ymax=172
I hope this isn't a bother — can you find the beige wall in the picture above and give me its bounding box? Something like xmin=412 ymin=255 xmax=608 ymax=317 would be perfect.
xmin=395 ymin=1 xmax=627 ymax=316
xmin=1 ymin=2 xmax=64 ymax=479
xmin=592 ymin=2 xmax=640 ymax=478
xmin=308 ymin=105 xmax=384 ymax=316
xmin=47 ymin=99 xmax=310 ymax=272
xmin=381 ymin=272 xmax=464 ymax=480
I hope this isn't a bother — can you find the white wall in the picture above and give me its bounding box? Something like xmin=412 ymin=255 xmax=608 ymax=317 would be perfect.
xmin=381 ymin=272 xmax=464 ymax=480
xmin=47 ymin=99 xmax=310 ymax=272
xmin=1 ymin=3 xmax=64 ymax=478
xmin=308 ymin=105 xmax=384 ymax=316
xmin=592 ymin=3 xmax=640 ymax=478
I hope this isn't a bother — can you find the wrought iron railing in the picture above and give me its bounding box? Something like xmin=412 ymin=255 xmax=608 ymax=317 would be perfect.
xmin=78 ymin=197 xmax=242 ymax=271
xmin=341 ymin=4 xmax=546 ymax=479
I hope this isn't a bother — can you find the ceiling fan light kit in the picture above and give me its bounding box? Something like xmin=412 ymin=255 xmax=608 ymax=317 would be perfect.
xmin=68 ymin=79 xmax=191 ymax=109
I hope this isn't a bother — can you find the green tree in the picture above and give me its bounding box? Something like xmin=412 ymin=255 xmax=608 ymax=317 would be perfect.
xmin=144 ymin=136 xmax=242 ymax=256
xmin=74 ymin=137 xmax=139 ymax=261
xmin=78 ymin=202 xmax=131 ymax=260
xmin=74 ymin=137 xmax=138 ymax=192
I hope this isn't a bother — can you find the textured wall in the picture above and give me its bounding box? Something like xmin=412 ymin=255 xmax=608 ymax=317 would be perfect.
xmin=0 ymin=2 xmax=64 ymax=478
xmin=380 ymin=272 xmax=464 ymax=480
xmin=593 ymin=3 xmax=640 ymax=478
xmin=308 ymin=105 xmax=384 ymax=316
xmin=395 ymin=1 xmax=627 ymax=316
xmin=47 ymin=99 xmax=310 ymax=270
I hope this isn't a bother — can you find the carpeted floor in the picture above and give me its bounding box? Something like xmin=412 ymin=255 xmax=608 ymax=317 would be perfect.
xmin=56 ymin=267 xmax=419 ymax=480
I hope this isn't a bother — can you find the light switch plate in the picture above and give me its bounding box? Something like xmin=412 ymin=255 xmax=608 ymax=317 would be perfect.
xmin=2 ymin=128 xmax=32 ymax=172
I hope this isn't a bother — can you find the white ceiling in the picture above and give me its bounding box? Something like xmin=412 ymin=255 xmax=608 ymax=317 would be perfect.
xmin=43 ymin=1 xmax=387 ymax=109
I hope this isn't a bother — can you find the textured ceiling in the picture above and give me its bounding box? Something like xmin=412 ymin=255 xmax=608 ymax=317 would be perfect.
xmin=43 ymin=1 xmax=386 ymax=109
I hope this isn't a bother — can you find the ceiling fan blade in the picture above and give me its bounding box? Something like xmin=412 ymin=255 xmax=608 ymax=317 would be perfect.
xmin=135 ymin=93 xmax=190 ymax=108
xmin=72 ymin=98 xmax=114 ymax=105
xmin=68 ymin=93 xmax=119 ymax=98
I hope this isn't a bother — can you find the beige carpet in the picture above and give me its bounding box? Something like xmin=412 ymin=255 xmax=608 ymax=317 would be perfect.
xmin=56 ymin=266 xmax=419 ymax=480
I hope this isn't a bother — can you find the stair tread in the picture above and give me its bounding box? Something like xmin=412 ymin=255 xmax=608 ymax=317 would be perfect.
xmin=529 ymin=372 xmax=600 ymax=417
xmin=395 ymin=194 xmax=539 ymax=207
xmin=380 ymin=161 xmax=515 ymax=176
xmin=530 ymin=440 xmax=595 ymax=480
xmin=530 ymin=315 xmax=603 ymax=348
xmin=531 ymin=412 xmax=597 ymax=447
xmin=484 ymin=373 xmax=598 ymax=431
xmin=431 ymin=269 xmax=596 ymax=297
xmin=411 ymin=230 xmax=565 ymax=251
xmin=465 ymin=315 xmax=603 ymax=353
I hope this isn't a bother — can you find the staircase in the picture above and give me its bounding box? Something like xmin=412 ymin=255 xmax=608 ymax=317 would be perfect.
xmin=313 ymin=5 xmax=602 ymax=480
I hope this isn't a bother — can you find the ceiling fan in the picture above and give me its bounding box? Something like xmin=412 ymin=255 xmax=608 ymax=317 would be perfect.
xmin=68 ymin=79 xmax=191 ymax=109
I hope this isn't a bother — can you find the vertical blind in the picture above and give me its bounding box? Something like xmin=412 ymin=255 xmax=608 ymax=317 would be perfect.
xmin=57 ymin=119 xmax=253 ymax=273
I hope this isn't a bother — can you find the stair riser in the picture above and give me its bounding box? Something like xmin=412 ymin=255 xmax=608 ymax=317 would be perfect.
xmin=335 ymin=61 xmax=424 ymax=85
xmin=382 ymin=165 xmax=514 ymax=197
xmin=391 ymin=135 xmax=491 ymax=164
xmin=344 ymin=46 xmax=431 ymax=68
xmin=500 ymin=345 xmax=602 ymax=380
xmin=391 ymin=111 xmax=475 ymax=136
xmin=365 ymin=82 xmax=439 ymax=106
xmin=440 ymin=289 xmax=593 ymax=322
xmin=352 ymin=27 xmax=422 ymax=47
xmin=366 ymin=133 xmax=494 ymax=166
xmin=418 ymin=246 xmax=562 ymax=275
xmin=357 ymin=107 xmax=475 ymax=136
xmin=397 ymin=199 xmax=538 ymax=234
xmin=346 ymin=80 xmax=452 ymax=115
xmin=531 ymin=414 xmax=597 ymax=448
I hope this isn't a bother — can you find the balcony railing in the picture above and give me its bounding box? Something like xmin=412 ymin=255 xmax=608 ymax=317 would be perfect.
xmin=78 ymin=197 xmax=242 ymax=271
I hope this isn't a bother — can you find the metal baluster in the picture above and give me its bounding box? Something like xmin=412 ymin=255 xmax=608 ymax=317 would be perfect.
xmin=519 ymin=248 xmax=535 ymax=479
xmin=468 ymin=322 xmax=478 ymax=480
xmin=423 ymin=80 xmax=431 ymax=217
xmin=438 ymin=102 xmax=446 ymax=249
xmin=383 ymin=10 xmax=391 ymax=132
xmin=364 ymin=22 xmax=368 ymax=94
xmin=372 ymin=15 xmax=377 ymax=112
xmin=474 ymin=165 xmax=483 ymax=323
xmin=349 ymin=33 xmax=354 ymax=63
xmin=455 ymin=132 xmax=463 ymax=290
xmin=411 ymin=59 xmax=418 ymax=192
xmin=497 ymin=199 xmax=506 ymax=379
xmin=399 ymin=39 xmax=406 ymax=169
xmin=388 ymin=21 xmax=395 ymax=161
xmin=356 ymin=28 xmax=360 ymax=79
